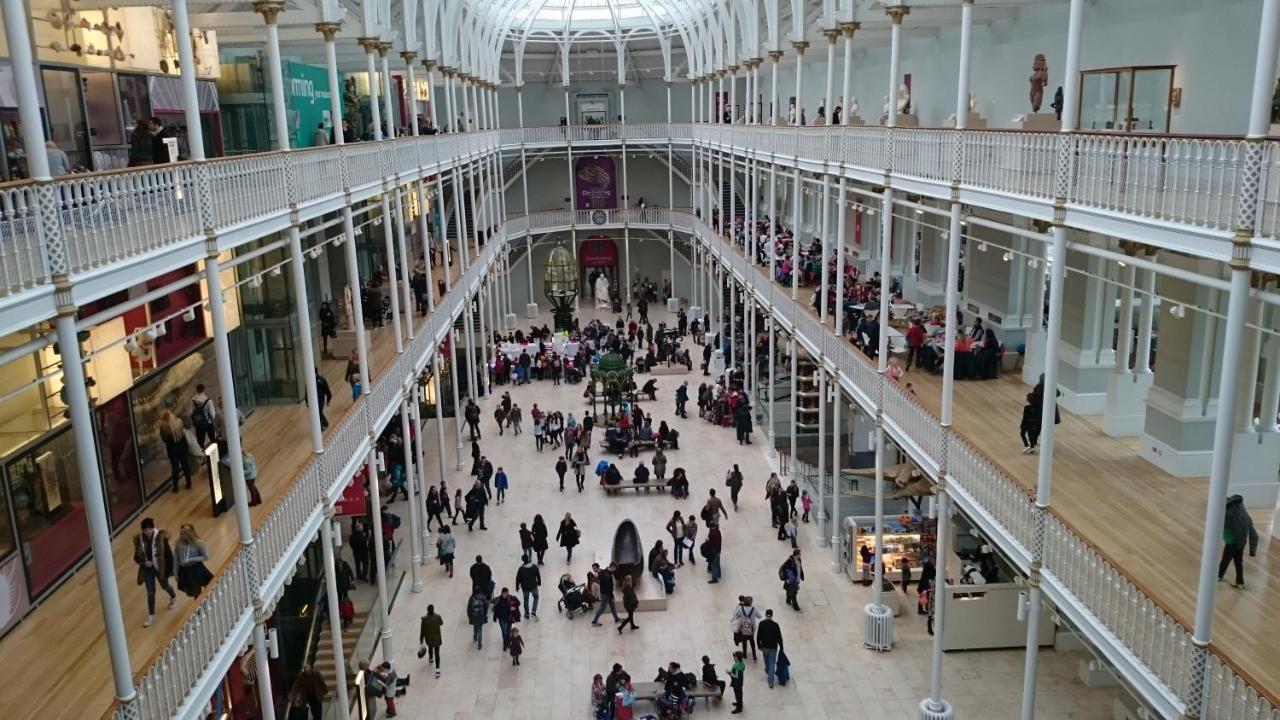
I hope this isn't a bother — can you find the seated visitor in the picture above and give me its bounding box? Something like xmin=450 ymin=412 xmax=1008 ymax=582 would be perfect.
xmin=633 ymin=461 xmax=651 ymax=484
xmin=604 ymin=463 xmax=623 ymax=486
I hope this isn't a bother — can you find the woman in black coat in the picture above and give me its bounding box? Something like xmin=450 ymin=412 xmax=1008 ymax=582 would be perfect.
xmin=555 ymin=513 xmax=580 ymax=562
xmin=531 ymin=514 xmax=550 ymax=565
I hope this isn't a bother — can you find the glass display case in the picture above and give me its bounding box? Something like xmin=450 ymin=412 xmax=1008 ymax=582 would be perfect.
xmin=1078 ymin=66 xmax=1175 ymax=133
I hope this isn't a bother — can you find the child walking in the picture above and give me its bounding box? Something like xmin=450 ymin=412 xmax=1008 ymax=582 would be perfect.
xmin=800 ymin=491 xmax=812 ymax=523
xmin=508 ymin=627 xmax=524 ymax=665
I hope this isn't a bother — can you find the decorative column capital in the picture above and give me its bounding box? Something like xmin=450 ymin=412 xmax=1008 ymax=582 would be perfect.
xmin=768 ymin=50 xmax=784 ymax=62
xmin=1116 ymin=239 xmax=1144 ymax=257
xmin=839 ymin=21 xmax=859 ymax=38
xmin=424 ymin=59 xmax=437 ymax=71
xmin=791 ymin=40 xmax=810 ymax=55
xmin=357 ymin=36 xmax=380 ymax=53
xmin=727 ymin=64 xmax=739 ymax=75
xmin=252 ymin=0 xmax=285 ymax=25
xmin=885 ymin=4 xmax=910 ymax=24
xmin=400 ymin=50 xmax=417 ymax=64
xmin=314 ymin=21 xmax=341 ymax=42
xmin=376 ymin=41 xmax=393 ymax=57
xmin=618 ymin=83 xmax=627 ymax=90
xmin=440 ymin=66 xmax=455 ymax=77
xmin=823 ymin=28 xmax=839 ymax=44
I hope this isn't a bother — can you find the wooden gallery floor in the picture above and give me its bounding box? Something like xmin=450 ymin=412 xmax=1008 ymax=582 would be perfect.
xmin=0 ymin=256 xmax=467 ymax=720
xmin=729 ymin=242 xmax=1280 ymax=701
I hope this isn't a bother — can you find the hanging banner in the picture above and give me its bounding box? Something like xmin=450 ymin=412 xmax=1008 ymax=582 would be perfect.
xmin=574 ymin=155 xmax=617 ymax=210
xmin=334 ymin=467 xmax=368 ymax=517
xmin=579 ymin=237 xmax=618 ymax=268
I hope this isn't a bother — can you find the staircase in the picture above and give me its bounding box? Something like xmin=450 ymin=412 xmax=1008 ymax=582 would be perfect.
xmin=312 ymin=609 xmax=367 ymax=702
xmin=794 ymin=354 xmax=819 ymax=432
xmin=721 ymin=181 xmax=744 ymax=224
xmin=443 ymin=184 xmax=475 ymax=242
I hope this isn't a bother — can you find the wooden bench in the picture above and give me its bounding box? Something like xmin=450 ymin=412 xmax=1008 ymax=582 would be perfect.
xmin=629 ymin=681 xmax=722 ymax=709
xmin=601 ymin=482 xmax=668 ymax=495
xmin=598 ymin=438 xmax=668 ymax=457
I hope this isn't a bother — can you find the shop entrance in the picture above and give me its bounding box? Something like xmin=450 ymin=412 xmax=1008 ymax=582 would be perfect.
xmin=236 ymin=321 xmax=301 ymax=405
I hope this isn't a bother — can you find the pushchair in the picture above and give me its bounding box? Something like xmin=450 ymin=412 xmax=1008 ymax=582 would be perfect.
xmin=556 ymin=574 xmax=589 ymax=618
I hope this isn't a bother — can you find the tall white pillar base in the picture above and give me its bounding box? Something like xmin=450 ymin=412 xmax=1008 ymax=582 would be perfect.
xmin=666 ymin=297 xmax=680 ymax=312
xmin=918 ymin=699 xmax=954 ymax=720
xmin=862 ymin=603 xmax=894 ymax=651
xmin=1228 ymin=431 xmax=1280 ymax=508
xmin=1101 ymin=371 xmax=1153 ymax=437
xmin=505 ymin=313 xmax=518 ymax=330
xmin=525 ymin=303 xmax=539 ymax=319
xmin=1021 ymin=328 xmax=1046 ymax=386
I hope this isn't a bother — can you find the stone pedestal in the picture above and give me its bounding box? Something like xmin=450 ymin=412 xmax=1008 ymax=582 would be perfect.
xmin=1101 ymin=371 xmax=1154 ymax=437
xmin=1227 ymin=431 xmax=1280 ymax=508
xmin=879 ymin=113 xmax=919 ymax=127
xmin=525 ymin=302 xmax=539 ymax=319
xmin=1019 ymin=113 xmax=1061 ymax=131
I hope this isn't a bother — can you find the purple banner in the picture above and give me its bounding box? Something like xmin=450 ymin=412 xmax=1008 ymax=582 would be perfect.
xmin=574 ymin=155 xmax=617 ymax=210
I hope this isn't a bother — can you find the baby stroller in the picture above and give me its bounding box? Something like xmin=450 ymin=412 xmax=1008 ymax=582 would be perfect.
xmin=556 ymin=574 xmax=589 ymax=618
xmin=656 ymin=690 xmax=693 ymax=720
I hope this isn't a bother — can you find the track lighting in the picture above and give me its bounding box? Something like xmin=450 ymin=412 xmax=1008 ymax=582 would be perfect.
xmin=1170 ymin=304 xmax=1185 ymax=318
xmin=978 ymin=242 xmax=988 ymax=252
xmin=124 ymin=337 xmax=139 ymax=354
xmin=332 ymin=236 xmax=343 ymax=247
xmin=182 ymin=307 xmax=197 ymax=322
xmin=271 ymin=265 xmax=282 ymax=277
xmin=1002 ymin=252 xmax=1011 ymax=262
xmin=153 ymin=323 xmax=166 ymax=337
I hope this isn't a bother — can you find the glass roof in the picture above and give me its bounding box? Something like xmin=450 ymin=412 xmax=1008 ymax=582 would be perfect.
xmin=473 ymin=0 xmax=710 ymax=39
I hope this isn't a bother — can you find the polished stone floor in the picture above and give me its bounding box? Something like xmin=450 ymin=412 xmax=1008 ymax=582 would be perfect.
xmin=379 ymin=306 xmax=1119 ymax=720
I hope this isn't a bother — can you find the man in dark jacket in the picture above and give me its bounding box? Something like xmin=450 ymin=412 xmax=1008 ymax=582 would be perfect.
xmin=492 ymin=587 xmax=520 ymax=649
xmin=555 ymin=456 xmax=568 ymax=492
xmin=590 ymin=563 xmax=620 ymax=626
xmin=675 ymin=381 xmax=689 ymax=418
xmin=1219 ymin=494 xmax=1260 ymax=588
xmin=469 ymin=555 xmax=493 ymax=597
xmin=756 ymin=609 xmax=784 ymax=688
xmin=478 ymin=456 xmax=494 ymax=498
xmin=133 ymin=517 xmax=176 ymax=626
xmin=313 ymin=369 xmax=333 ymax=430
xmin=147 ymin=117 xmax=171 ymax=163
xmin=515 ymin=554 xmax=541 ymax=618
xmin=781 ymin=549 xmax=804 ymax=611
xmin=465 ymin=482 xmax=489 ymax=531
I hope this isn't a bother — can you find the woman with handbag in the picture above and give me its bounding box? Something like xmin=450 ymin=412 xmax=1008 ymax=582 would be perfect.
xmin=175 ymin=524 xmax=212 ymax=598
xmin=158 ymin=409 xmax=192 ymax=493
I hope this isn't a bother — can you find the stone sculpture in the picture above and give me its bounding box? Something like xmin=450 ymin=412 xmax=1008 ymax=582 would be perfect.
xmin=595 ymin=273 xmax=610 ymax=309
xmin=1029 ymin=53 xmax=1049 ymax=112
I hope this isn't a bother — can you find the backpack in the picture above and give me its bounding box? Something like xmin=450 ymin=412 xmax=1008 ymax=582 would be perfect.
xmin=191 ymin=398 xmax=211 ymax=427
xmin=467 ymin=594 xmax=488 ymax=623
xmin=778 ymin=561 xmax=790 ymax=582
xmin=386 ymin=513 xmax=402 ymax=530
xmin=699 ymin=540 xmax=711 ymax=559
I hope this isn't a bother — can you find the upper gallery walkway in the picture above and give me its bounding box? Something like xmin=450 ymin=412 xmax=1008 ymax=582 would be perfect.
xmin=0 ymin=250 xmax=469 ymax=720
xmin=693 ymin=213 xmax=1279 ymax=718
xmin=3 ymin=123 xmax=1280 ymax=338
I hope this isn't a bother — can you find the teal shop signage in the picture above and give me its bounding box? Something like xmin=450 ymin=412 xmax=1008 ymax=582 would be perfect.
xmin=286 ymin=61 xmax=333 ymax=148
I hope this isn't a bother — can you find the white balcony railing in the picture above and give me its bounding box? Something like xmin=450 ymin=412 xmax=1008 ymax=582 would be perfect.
xmin=0 ymin=124 xmax=1274 ymax=314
